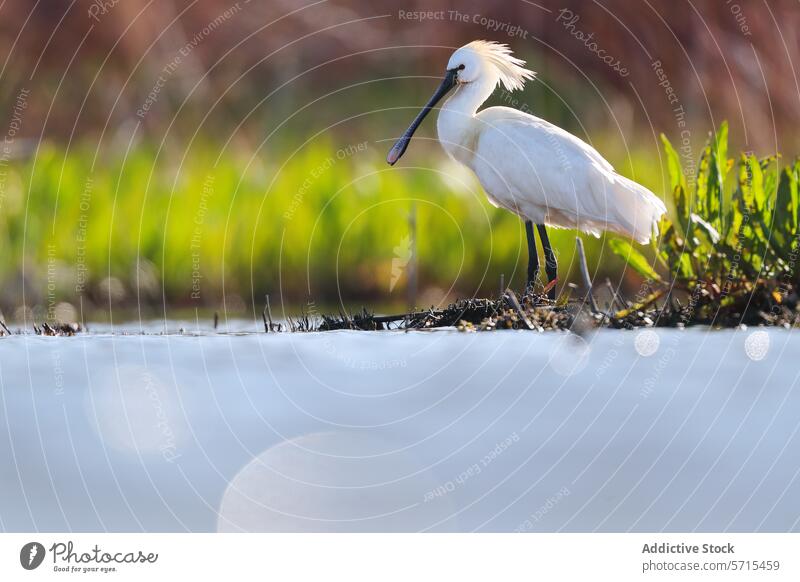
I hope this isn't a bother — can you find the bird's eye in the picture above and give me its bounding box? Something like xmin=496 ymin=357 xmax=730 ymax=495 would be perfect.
xmin=457 ymin=64 xmax=465 ymax=70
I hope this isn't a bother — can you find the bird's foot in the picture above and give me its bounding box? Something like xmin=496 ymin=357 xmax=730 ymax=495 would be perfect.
xmin=521 ymin=282 xmax=553 ymax=308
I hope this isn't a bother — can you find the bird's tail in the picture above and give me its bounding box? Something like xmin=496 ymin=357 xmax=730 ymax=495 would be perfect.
xmin=607 ymin=174 xmax=667 ymax=244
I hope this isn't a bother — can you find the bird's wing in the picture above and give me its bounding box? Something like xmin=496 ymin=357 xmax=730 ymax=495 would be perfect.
xmin=471 ymin=108 xmax=665 ymax=242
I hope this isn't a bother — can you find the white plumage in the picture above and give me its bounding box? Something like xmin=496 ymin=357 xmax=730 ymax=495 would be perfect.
xmin=435 ymin=41 xmax=666 ymax=244
xmin=387 ymin=40 xmax=667 ymax=297
xmin=388 ymin=40 xmax=666 ymax=244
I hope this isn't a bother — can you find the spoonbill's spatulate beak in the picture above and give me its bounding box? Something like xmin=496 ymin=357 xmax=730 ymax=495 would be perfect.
xmin=387 ymin=68 xmax=458 ymax=165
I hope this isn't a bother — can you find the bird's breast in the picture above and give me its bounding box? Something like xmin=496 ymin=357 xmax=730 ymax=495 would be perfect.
xmin=436 ymin=109 xmax=478 ymax=166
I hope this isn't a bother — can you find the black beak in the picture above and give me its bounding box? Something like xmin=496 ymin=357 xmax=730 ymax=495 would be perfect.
xmin=387 ymin=68 xmax=458 ymax=165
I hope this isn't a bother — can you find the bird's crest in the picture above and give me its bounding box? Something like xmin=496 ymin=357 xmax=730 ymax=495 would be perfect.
xmin=466 ymin=40 xmax=536 ymax=91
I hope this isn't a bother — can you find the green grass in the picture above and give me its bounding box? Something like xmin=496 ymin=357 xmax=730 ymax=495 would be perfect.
xmin=1 ymin=137 xmax=669 ymax=319
xmin=611 ymin=121 xmax=799 ymax=324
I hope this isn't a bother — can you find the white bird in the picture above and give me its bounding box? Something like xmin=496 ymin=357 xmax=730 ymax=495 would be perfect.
xmin=387 ymin=40 xmax=666 ymax=299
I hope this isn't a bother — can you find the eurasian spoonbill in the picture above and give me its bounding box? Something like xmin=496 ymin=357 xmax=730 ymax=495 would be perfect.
xmin=387 ymin=40 xmax=666 ymax=299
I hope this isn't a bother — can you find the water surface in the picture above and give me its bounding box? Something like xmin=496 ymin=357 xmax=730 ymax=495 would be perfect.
xmin=1 ymin=325 xmax=798 ymax=532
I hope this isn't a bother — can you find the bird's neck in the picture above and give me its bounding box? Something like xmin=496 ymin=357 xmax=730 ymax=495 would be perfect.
xmin=437 ymin=79 xmax=495 ymax=164
xmin=443 ymin=78 xmax=496 ymax=117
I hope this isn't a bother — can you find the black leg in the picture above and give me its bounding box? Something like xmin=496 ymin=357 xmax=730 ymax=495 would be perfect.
xmin=525 ymin=220 xmax=539 ymax=294
xmin=536 ymin=224 xmax=558 ymax=300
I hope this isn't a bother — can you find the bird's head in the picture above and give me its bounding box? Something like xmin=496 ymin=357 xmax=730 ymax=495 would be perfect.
xmin=446 ymin=40 xmax=535 ymax=90
xmin=387 ymin=41 xmax=535 ymax=165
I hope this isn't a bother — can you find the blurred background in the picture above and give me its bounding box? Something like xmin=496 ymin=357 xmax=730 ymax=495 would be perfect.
xmin=1 ymin=0 xmax=798 ymax=322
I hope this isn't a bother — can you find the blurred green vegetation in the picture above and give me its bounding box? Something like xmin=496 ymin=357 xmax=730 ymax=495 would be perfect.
xmin=4 ymin=0 xmax=799 ymax=323
xmin=0 ymin=138 xmax=667 ymax=319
